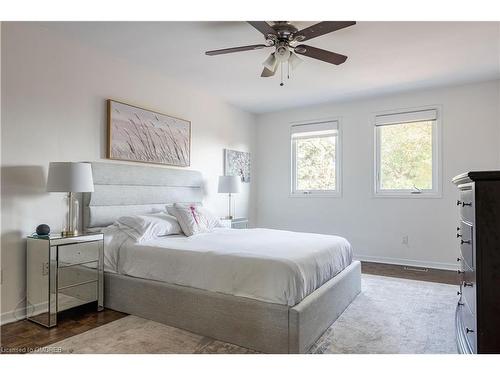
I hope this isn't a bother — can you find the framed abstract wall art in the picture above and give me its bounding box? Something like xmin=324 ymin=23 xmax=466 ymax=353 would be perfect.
xmin=224 ymin=149 xmax=251 ymax=183
xmin=107 ymin=100 xmax=191 ymax=167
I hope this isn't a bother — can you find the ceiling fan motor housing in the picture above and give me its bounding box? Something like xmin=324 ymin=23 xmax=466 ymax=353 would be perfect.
xmin=272 ymin=21 xmax=298 ymax=40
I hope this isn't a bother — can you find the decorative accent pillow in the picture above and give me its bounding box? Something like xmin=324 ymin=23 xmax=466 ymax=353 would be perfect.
xmin=168 ymin=203 xmax=222 ymax=236
xmin=116 ymin=212 xmax=182 ymax=242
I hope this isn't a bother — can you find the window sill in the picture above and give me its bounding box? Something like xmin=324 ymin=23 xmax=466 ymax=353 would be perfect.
xmin=290 ymin=192 xmax=342 ymax=198
xmin=373 ymin=192 xmax=442 ymax=199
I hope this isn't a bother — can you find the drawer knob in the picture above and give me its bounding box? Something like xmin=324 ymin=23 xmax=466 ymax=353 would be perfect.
xmin=457 ymin=257 xmax=461 ymax=262
xmin=462 ymin=202 xmax=472 ymax=207
xmin=466 ymin=328 xmax=474 ymax=334
xmin=457 ymin=291 xmax=462 ymax=296
xmin=456 ymin=227 xmax=460 ymax=231
xmin=460 ymin=239 xmax=471 ymax=245
xmin=456 ymin=233 xmax=462 ymax=238
xmin=457 ymin=270 xmax=464 ymax=274
xmin=458 ymin=301 xmax=464 ymax=306
xmin=457 ymin=200 xmax=462 ymax=206
xmin=463 ymin=282 xmax=474 ymax=287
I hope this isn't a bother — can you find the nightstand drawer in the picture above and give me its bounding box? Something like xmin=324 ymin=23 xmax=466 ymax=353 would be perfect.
xmin=58 ymin=262 xmax=98 ymax=290
xmin=58 ymin=281 xmax=98 ymax=312
xmin=58 ymin=241 xmax=100 ymax=266
xmin=231 ymin=219 xmax=248 ymax=229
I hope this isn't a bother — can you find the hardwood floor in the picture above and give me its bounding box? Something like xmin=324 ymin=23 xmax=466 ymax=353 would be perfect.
xmin=361 ymin=261 xmax=459 ymax=285
xmin=0 ymin=303 xmax=126 ymax=354
xmin=1 ymin=262 xmax=458 ymax=354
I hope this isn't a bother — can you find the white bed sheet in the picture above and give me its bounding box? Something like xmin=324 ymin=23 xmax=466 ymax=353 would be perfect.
xmin=103 ymin=226 xmax=353 ymax=306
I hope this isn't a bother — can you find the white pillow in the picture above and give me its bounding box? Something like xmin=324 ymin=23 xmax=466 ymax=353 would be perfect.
xmin=168 ymin=203 xmax=222 ymax=236
xmin=116 ymin=212 xmax=182 ymax=242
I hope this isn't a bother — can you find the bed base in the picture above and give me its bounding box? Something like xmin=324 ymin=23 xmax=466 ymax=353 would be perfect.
xmin=104 ymin=260 xmax=361 ymax=354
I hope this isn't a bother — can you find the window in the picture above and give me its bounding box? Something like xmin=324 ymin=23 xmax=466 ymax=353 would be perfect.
xmin=291 ymin=120 xmax=340 ymax=196
xmin=374 ymin=108 xmax=440 ymax=197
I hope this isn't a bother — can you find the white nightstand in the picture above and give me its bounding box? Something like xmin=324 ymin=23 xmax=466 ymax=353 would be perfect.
xmin=220 ymin=218 xmax=249 ymax=229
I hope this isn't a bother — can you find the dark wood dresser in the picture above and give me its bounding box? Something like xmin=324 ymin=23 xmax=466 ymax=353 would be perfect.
xmin=452 ymin=171 xmax=500 ymax=354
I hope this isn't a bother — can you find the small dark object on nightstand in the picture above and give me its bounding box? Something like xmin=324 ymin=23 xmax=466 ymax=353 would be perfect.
xmin=36 ymin=224 xmax=50 ymax=236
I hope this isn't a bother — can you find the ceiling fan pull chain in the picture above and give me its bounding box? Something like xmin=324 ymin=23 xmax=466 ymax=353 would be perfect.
xmin=280 ymin=62 xmax=284 ymax=86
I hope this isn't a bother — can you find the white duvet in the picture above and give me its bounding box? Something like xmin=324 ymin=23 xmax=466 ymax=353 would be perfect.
xmin=103 ymin=226 xmax=353 ymax=306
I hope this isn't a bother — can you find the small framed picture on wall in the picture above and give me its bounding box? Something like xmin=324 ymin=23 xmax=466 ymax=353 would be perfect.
xmin=224 ymin=149 xmax=251 ymax=183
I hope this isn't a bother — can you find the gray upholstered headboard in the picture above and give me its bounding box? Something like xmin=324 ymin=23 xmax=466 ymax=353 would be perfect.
xmin=83 ymin=162 xmax=204 ymax=229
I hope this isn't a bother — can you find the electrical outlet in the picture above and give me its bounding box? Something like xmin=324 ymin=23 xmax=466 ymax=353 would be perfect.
xmin=402 ymin=235 xmax=409 ymax=246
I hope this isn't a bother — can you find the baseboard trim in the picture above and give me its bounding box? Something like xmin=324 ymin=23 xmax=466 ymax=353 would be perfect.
xmin=354 ymin=254 xmax=458 ymax=271
xmin=1 ymin=306 xmax=26 ymax=326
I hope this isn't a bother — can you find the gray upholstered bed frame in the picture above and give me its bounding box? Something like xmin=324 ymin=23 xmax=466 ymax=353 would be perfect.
xmin=83 ymin=162 xmax=361 ymax=353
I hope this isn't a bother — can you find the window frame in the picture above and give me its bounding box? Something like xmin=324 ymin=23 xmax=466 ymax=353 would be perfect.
xmin=373 ymin=106 xmax=442 ymax=198
xmin=290 ymin=118 xmax=342 ymax=198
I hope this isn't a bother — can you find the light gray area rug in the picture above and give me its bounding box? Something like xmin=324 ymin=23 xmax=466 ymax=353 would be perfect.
xmin=43 ymin=274 xmax=458 ymax=354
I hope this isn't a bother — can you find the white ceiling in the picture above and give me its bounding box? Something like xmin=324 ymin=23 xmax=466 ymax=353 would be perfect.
xmin=40 ymin=21 xmax=500 ymax=114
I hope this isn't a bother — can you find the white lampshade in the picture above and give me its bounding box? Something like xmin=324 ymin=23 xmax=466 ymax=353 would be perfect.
xmin=218 ymin=175 xmax=241 ymax=194
xmin=46 ymin=162 xmax=94 ymax=192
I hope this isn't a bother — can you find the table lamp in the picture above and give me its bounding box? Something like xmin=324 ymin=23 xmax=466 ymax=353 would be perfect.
xmin=218 ymin=175 xmax=241 ymax=219
xmin=47 ymin=162 xmax=94 ymax=236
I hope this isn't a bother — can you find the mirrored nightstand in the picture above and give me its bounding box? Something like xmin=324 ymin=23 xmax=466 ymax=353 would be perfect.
xmin=26 ymin=232 xmax=104 ymax=327
xmin=220 ymin=218 xmax=249 ymax=229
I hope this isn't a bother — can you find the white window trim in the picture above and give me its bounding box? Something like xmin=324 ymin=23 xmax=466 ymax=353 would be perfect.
xmin=290 ymin=117 xmax=342 ymax=198
xmin=373 ymin=105 xmax=442 ymax=199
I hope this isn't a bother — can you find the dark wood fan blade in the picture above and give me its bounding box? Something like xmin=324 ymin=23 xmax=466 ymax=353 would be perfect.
xmin=295 ymin=21 xmax=356 ymax=42
xmin=261 ymin=67 xmax=276 ymax=77
xmin=205 ymin=44 xmax=268 ymax=56
xmin=247 ymin=21 xmax=277 ymax=37
xmin=294 ymin=45 xmax=348 ymax=65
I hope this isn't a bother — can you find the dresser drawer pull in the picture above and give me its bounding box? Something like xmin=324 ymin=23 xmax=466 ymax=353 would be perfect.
xmin=457 ymin=233 xmax=462 ymax=238
xmin=457 ymin=270 xmax=464 ymax=274
xmin=462 ymin=202 xmax=472 ymax=207
xmin=463 ymin=282 xmax=474 ymax=287
xmin=457 ymin=200 xmax=462 ymax=206
xmin=457 ymin=291 xmax=462 ymax=296
xmin=458 ymin=301 xmax=464 ymax=306
xmin=466 ymin=328 xmax=474 ymax=334
xmin=460 ymin=239 xmax=471 ymax=245
xmin=457 ymin=257 xmax=461 ymax=262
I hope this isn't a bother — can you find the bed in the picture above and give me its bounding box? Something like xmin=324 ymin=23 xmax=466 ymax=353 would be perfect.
xmin=83 ymin=162 xmax=361 ymax=353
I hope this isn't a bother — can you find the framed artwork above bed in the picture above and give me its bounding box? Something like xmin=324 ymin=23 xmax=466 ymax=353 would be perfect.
xmin=107 ymin=99 xmax=191 ymax=167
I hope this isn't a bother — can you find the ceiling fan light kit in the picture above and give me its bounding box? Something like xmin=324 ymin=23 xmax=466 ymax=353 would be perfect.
xmin=205 ymin=21 xmax=356 ymax=86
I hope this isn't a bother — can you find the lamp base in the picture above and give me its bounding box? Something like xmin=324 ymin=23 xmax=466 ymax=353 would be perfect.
xmin=61 ymin=230 xmax=79 ymax=237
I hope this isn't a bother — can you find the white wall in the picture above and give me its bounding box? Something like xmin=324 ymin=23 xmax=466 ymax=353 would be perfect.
xmin=0 ymin=23 xmax=256 ymax=321
xmin=255 ymin=80 xmax=500 ymax=270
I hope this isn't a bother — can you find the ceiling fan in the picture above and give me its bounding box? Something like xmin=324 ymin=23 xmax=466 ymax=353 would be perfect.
xmin=205 ymin=21 xmax=356 ymax=86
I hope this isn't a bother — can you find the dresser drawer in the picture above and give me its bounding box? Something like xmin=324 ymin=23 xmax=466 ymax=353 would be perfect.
xmin=461 ymin=301 xmax=477 ymax=353
xmin=462 ymin=266 xmax=476 ymax=315
xmin=459 ymin=221 xmax=474 ymax=270
xmin=58 ymin=262 xmax=98 ymax=290
xmin=456 ymin=302 xmax=477 ymax=354
xmin=458 ymin=188 xmax=474 ymax=224
xmin=58 ymin=241 xmax=100 ymax=267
